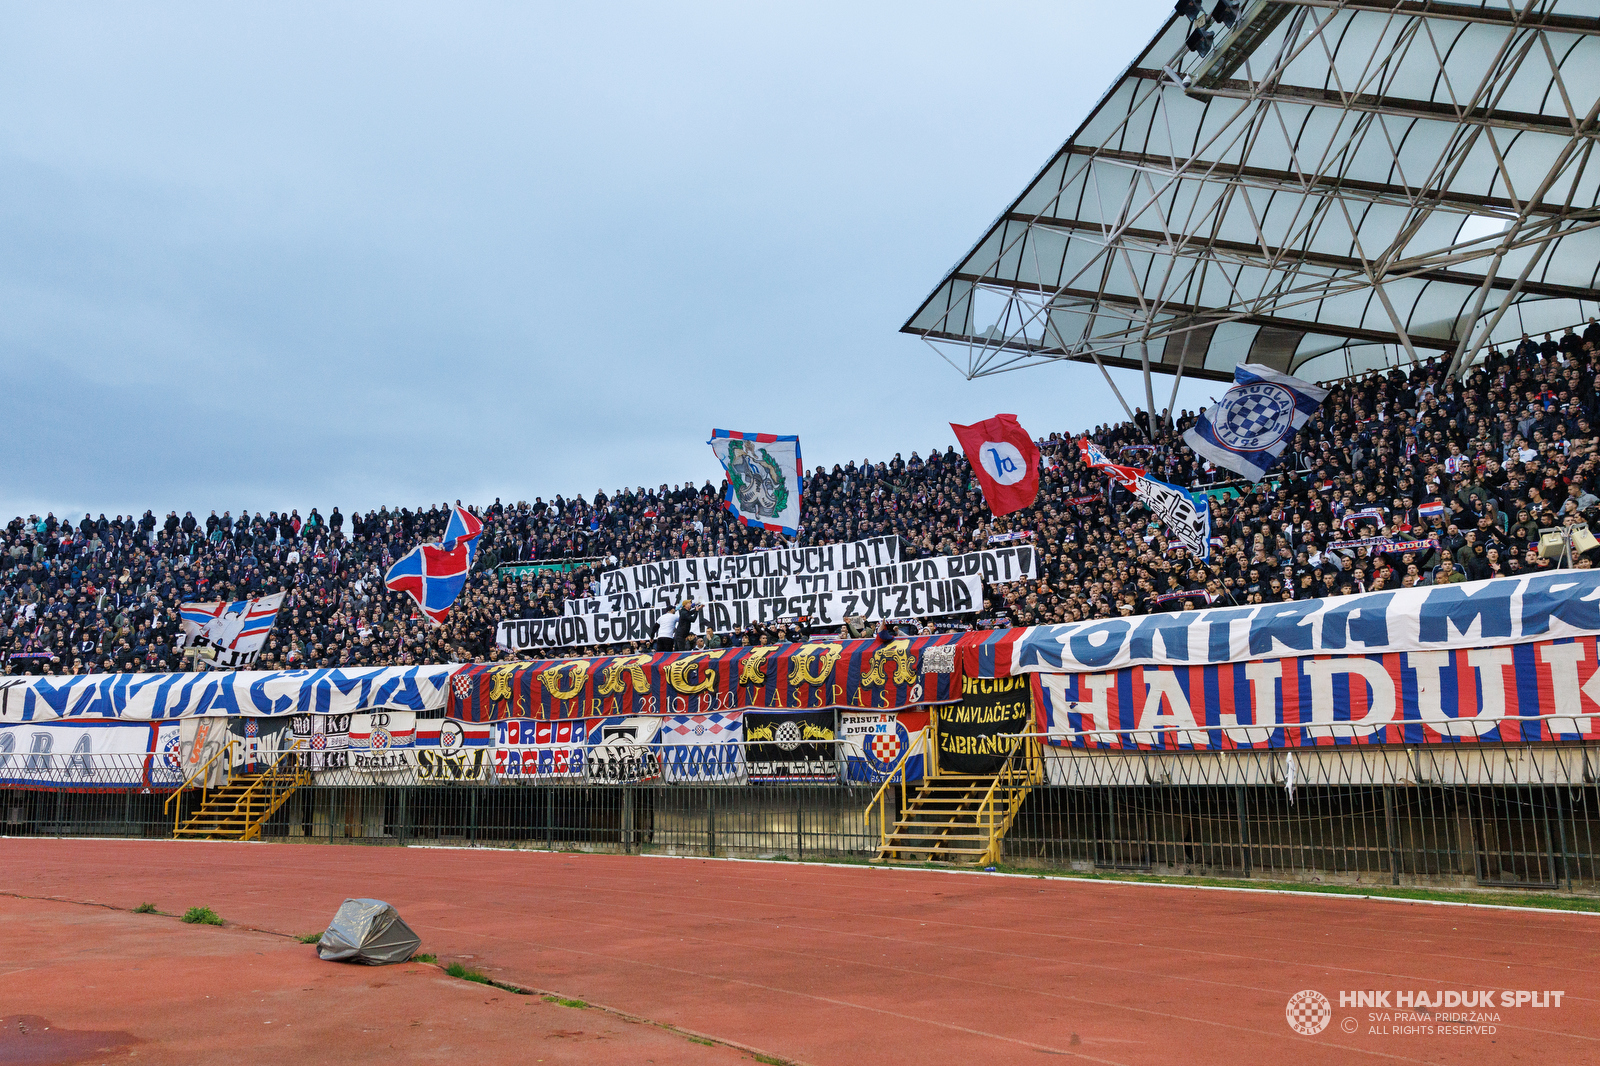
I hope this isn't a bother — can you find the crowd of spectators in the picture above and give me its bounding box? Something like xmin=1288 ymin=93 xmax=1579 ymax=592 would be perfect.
xmin=4 ymin=321 xmax=1598 ymax=676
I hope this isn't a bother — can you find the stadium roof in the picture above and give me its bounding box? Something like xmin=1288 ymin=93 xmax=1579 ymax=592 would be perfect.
xmin=903 ymin=0 xmax=1600 ymax=402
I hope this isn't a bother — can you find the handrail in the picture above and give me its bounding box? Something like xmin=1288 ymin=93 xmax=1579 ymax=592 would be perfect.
xmin=166 ymin=739 xmax=308 ymax=838
xmin=165 ymin=738 xmax=237 ymax=815
xmin=974 ymin=734 xmax=1030 ymax=864
xmin=868 ymin=726 xmax=929 ymax=854
xmin=231 ymin=740 xmax=309 ymax=841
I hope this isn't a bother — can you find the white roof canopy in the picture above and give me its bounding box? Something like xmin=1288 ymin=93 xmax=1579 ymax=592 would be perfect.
xmin=904 ymin=0 xmax=1600 ymax=389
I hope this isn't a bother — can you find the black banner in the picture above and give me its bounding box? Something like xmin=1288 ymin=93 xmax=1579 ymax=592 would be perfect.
xmin=936 ymin=676 xmax=1032 ymax=774
xmin=744 ymin=710 xmax=837 ymax=783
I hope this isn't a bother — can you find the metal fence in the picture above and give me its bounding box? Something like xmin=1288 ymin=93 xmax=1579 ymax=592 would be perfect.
xmin=6 ymin=743 xmax=1598 ymax=894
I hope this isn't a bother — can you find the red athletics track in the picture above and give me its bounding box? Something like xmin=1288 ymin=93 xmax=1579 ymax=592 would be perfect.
xmin=2 ymin=838 xmax=1596 ymax=1066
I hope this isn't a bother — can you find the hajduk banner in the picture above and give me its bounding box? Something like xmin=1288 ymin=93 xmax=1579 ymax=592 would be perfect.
xmin=496 ymin=536 xmax=1035 ymax=650
xmin=997 ymin=572 xmax=1600 ymax=675
xmin=292 ymin=713 xmax=351 ymax=771
xmin=744 ymin=710 xmax=837 ymax=783
xmin=0 ymin=720 xmax=183 ymax=790
xmin=228 ymin=716 xmax=294 ymax=773
xmin=1034 ymin=633 xmax=1600 ymax=750
xmin=176 ymin=593 xmax=285 ymax=669
xmin=839 ymin=711 xmax=928 ymax=784
xmin=1183 ymin=363 xmax=1328 ymax=481
xmin=449 ymin=635 xmax=964 ymax=722
xmin=347 ymin=711 xmax=417 ymax=774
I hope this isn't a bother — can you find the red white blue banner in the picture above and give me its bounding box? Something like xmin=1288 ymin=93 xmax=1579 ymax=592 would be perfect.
xmin=0 ymin=720 xmax=183 ymax=790
xmin=1005 ymin=573 xmax=1600 ymax=674
xmin=839 ymin=711 xmax=928 ymax=784
xmin=661 ymin=711 xmax=744 ymax=782
xmin=450 ymin=635 xmax=965 ymax=722
xmin=1035 ymin=634 xmax=1600 ymax=749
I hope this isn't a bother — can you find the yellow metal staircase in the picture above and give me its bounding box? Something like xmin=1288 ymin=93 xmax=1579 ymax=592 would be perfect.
xmin=868 ymin=725 xmax=1042 ymax=867
xmin=166 ymin=740 xmax=309 ymax=841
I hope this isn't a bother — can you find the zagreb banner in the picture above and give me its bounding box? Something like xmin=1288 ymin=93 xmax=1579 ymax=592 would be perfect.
xmin=449 ymin=635 xmax=964 ymax=722
xmin=496 ymin=536 xmax=1035 ymax=650
xmin=1000 ymin=573 xmax=1600 ymax=675
xmin=1034 ymin=634 xmax=1600 ymax=750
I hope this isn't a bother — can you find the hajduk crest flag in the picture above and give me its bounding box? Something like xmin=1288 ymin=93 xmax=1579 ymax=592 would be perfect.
xmin=710 ymin=430 xmax=802 ymax=537
xmin=1184 ymin=363 xmax=1328 ymax=481
xmin=950 ymin=414 xmax=1040 ymax=516
xmin=385 ymin=506 xmax=484 ymax=623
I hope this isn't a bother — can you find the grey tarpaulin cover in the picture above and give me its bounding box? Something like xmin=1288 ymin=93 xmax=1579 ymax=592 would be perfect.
xmin=316 ymin=898 xmax=421 ymax=965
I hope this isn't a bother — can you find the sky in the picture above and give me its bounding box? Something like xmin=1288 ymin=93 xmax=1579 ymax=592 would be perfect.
xmin=0 ymin=0 xmax=1215 ymax=523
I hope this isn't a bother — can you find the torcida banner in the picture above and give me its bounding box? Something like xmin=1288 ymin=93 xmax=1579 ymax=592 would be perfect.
xmin=448 ymin=635 xmax=964 ymax=722
xmin=496 ymin=536 xmax=1035 ymax=650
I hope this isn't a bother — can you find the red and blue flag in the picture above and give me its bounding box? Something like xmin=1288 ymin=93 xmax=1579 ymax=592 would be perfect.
xmin=384 ymin=506 xmax=485 ymax=623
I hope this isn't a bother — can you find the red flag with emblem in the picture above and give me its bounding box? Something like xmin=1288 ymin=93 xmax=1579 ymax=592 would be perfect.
xmin=950 ymin=414 xmax=1040 ymax=516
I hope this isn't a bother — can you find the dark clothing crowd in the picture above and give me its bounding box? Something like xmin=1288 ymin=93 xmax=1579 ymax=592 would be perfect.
xmin=4 ymin=323 xmax=1599 ymax=676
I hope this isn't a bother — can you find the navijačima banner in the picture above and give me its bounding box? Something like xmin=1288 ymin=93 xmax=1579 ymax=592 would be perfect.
xmin=448 ymin=635 xmax=964 ymax=722
xmin=0 ymin=666 xmax=454 ymax=724
xmin=1034 ymin=633 xmax=1600 ymax=750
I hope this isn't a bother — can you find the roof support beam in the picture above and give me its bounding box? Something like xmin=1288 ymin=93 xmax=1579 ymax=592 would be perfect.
xmin=1065 ymin=144 xmax=1579 ymax=220
xmin=1273 ymin=0 xmax=1600 ymax=38
xmin=1005 ymin=211 xmax=1600 ymax=303
xmin=1169 ymin=73 xmax=1599 ymax=140
xmin=945 ymin=272 xmax=1461 ymax=351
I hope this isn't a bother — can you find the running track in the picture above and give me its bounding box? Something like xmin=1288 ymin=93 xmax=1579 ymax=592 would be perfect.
xmin=3 ymin=839 xmax=1595 ymax=1065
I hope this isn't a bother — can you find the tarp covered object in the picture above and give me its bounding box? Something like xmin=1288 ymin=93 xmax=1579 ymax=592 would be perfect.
xmin=316 ymin=898 xmax=421 ymax=965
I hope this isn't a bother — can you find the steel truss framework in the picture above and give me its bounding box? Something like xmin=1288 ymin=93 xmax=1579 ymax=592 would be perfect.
xmin=903 ymin=0 xmax=1600 ymax=416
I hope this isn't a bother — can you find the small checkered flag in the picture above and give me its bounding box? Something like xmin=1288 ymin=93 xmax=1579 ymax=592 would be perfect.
xmin=1184 ymin=363 xmax=1328 ymax=481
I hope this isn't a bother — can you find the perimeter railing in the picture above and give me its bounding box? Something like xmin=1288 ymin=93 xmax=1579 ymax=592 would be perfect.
xmin=4 ymin=738 xmax=1597 ymax=894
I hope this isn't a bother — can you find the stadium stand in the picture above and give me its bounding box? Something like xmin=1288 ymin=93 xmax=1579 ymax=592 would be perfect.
xmin=4 ymin=330 xmax=1598 ymax=677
